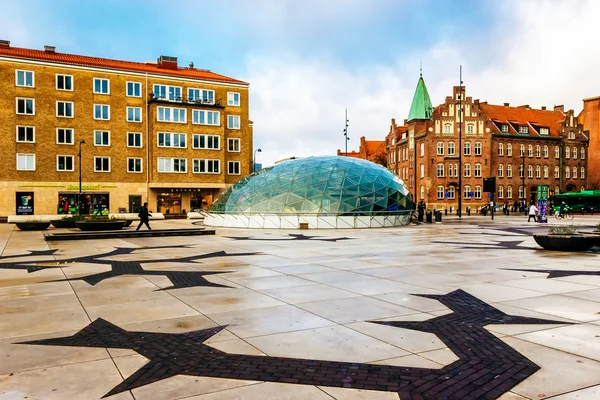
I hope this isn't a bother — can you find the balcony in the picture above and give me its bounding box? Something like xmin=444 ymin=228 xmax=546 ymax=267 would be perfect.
xmin=149 ymin=94 xmax=225 ymax=108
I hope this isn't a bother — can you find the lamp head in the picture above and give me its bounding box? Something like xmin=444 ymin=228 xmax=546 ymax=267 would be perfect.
xmin=257 ymin=148 xmax=262 ymax=152
xmin=80 ymin=139 xmax=85 ymax=144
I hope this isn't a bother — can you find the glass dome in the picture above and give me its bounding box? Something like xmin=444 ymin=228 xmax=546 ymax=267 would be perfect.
xmin=210 ymin=156 xmax=414 ymax=215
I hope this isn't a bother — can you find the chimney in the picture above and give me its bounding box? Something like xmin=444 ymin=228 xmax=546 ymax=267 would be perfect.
xmin=541 ymin=106 xmax=547 ymax=111
xmin=503 ymin=102 xmax=510 ymax=107
xmin=157 ymin=55 xmax=178 ymax=70
xmin=554 ymin=105 xmax=564 ymax=113
xmin=517 ymin=104 xmax=530 ymax=109
xmin=0 ymin=40 xmax=9 ymax=48
xmin=44 ymin=45 xmax=56 ymax=53
xmin=474 ymin=99 xmax=480 ymax=105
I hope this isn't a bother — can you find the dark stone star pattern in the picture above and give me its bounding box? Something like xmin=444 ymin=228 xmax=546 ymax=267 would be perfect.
xmin=505 ymin=268 xmax=600 ymax=279
xmin=0 ymin=245 xmax=260 ymax=290
xmin=19 ymin=289 xmax=568 ymax=399
xmin=432 ymin=239 xmax=538 ymax=251
xmin=225 ymin=233 xmax=353 ymax=242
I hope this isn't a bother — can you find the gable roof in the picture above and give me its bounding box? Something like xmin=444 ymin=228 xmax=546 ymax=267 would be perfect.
xmin=479 ymin=104 xmax=564 ymax=137
xmin=0 ymin=45 xmax=248 ymax=85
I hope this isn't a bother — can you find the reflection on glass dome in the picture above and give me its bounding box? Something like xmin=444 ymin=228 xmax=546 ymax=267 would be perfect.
xmin=210 ymin=156 xmax=414 ymax=217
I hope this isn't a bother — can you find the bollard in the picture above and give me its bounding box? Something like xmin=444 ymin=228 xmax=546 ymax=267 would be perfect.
xmin=426 ymin=210 xmax=433 ymax=223
xmin=467 ymin=207 xmax=471 ymax=216
xmin=435 ymin=210 xmax=443 ymax=223
xmin=445 ymin=209 xmax=448 ymax=216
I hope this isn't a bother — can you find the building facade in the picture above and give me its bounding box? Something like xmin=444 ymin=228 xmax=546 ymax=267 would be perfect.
xmin=579 ymin=96 xmax=600 ymax=187
xmin=337 ymin=136 xmax=387 ymax=166
xmin=386 ymin=76 xmax=589 ymax=210
xmin=0 ymin=40 xmax=252 ymax=216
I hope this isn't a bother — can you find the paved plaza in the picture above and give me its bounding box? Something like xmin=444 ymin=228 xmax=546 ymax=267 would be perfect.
xmin=0 ymin=216 xmax=600 ymax=399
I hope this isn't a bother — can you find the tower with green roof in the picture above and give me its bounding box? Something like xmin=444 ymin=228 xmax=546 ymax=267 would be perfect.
xmin=407 ymin=73 xmax=433 ymax=122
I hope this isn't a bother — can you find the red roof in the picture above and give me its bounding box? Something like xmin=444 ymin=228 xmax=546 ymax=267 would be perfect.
xmin=479 ymin=104 xmax=564 ymax=136
xmin=0 ymin=45 xmax=248 ymax=85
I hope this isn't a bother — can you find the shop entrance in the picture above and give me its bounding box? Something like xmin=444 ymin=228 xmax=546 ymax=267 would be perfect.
xmin=129 ymin=195 xmax=142 ymax=213
xmin=157 ymin=192 xmax=181 ymax=214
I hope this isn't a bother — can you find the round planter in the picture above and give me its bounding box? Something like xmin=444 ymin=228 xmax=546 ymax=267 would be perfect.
xmin=15 ymin=222 xmax=51 ymax=231
xmin=51 ymin=219 xmax=78 ymax=228
xmin=75 ymin=220 xmax=127 ymax=231
xmin=124 ymin=220 xmax=133 ymax=227
xmin=533 ymin=234 xmax=598 ymax=252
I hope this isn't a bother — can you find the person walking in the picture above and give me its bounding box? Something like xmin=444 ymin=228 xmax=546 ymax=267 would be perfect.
xmin=136 ymin=202 xmax=152 ymax=230
xmin=527 ymin=202 xmax=538 ymax=222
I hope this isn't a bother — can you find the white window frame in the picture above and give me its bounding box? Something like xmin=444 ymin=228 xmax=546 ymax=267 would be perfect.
xmin=497 ymin=164 xmax=503 ymax=178
xmin=464 ymin=163 xmax=471 ymax=177
xmin=192 ymin=110 xmax=220 ymax=126
xmin=56 ymin=74 xmax=73 ymax=91
xmin=543 ymin=165 xmax=549 ymax=178
xmin=535 ymin=165 xmax=541 ymax=178
xmin=127 ymin=106 xmax=142 ymax=122
xmin=16 ymin=98 xmax=35 ymax=115
xmin=127 ymin=157 xmax=143 ymax=173
xmin=15 ymin=70 xmax=35 ymax=87
xmin=573 ymin=166 xmax=577 ymax=179
xmin=501 ymin=125 xmax=509 ymax=133
xmin=193 ymin=159 xmax=220 ymax=174
xmin=543 ymin=145 xmax=548 ymax=158
xmin=94 ymin=156 xmax=111 ymax=172
xmin=572 ymin=147 xmax=577 ymax=159
xmin=16 ymin=153 xmax=36 ymax=171
xmin=228 ymin=161 xmax=241 ymax=175
xmin=157 ymin=106 xmax=186 ymax=123
xmin=498 ymin=185 xmax=504 ymax=199
xmin=56 ymin=155 xmax=75 ymax=172
xmin=474 ymin=185 xmax=482 ymax=200
xmin=498 ymin=143 xmax=503 ymax=156
xmin=437 ymin=163 xmax=444 ymax=177
xmin=448 ymin=142 xmax=455 ymax=155
xmin=227 ymin=115 xmax=241 ymax=130
xmin=437 ymin=142 xmax=444 ymax=155
xmin=507 ymin=185 xmax=513 ymax=199
xmin=126 ymin=81 xmax=142 ymax=98
xmin=93 ymin=78 xmax=110 ymax=94
xmin=154 ymin=84 xmax=182 ymax=102
xmin=554 ymin=166 xmax=560 ymax=178
xmin=56 ymin=101 xmax=74 ymax=118
xmin=227 ymin=92 xmax=240 ymax=106
xmin=158 ymin=132 xmax=187 ymax=148
xmin=581 ymin=167 xmax=585 ymax=179
xmin=448 ymin=186 xmax=456 ymax=199
xmin=474 ymin=163 xmax=482 ymax=177
xmin=539 ymin=127 xmax=549 ymax=135
xmin=463 ymin=142 xmax=471 ymax=156
xmin=581 ymin=147 xmax=585 ymax=159
xmin=444 ymin=123 xmax=451 ymax=134
xmin=528 ymin=144 xmax=533 ymax=157
xmin=474 ymin=142 xmax=482 ymax=155
xmin=437 ymin=186 xmax=445 ymax=200
xmin=506 ymin=144 xmax=512 ymax=156
xmin=56 ymin=128 xmax=74 ymax=145
xmin=228 ymin=138 xmax=241 ymax=152
xmin=188 ymin=88 xmax=214 ymax=104
xmin=16 ymin=126 xmax=35 ymax=143
xmin=94 ymin=104 xmax=110 ymax=120
xmin=535 ymin=145 xmax=541 ymax=158
xmin=555 ymin=146 xmax=560 ymax=159
xmin=518 ymin=126 xmax=528 ymax=134
xmin=158 ymin=157 xmax=187 ymax=173
xmin=528 ymin=165 xmax=533 ymax=178
xmin=467 ymin=124 xmax=474 ymax=134
xmin=193 ymin=134 xmax=220 ymax=150
xmin=464 ymin=185 xmax=472 ymax=199
xmin=127 ymin=132 xmax=142 ymax=148
xmin=94 ymin=130 xmax=111 ymax=147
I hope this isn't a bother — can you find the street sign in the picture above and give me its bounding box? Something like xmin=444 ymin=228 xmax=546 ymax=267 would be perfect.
xmin=537 ymin=185 xmax=549 ymax=201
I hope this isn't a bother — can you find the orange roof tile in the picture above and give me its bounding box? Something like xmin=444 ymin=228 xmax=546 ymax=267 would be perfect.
xmin=480 ymin=104 xmax=564 ymax=136
xmin=364 ymin=140 xmax=385 ymax=155
xmin=0 ymin=45 xmax=248 ymax=85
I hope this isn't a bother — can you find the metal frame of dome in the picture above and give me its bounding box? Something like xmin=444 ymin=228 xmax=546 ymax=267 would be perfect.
xmin=205 ymin=156 xmax=415 ymax=229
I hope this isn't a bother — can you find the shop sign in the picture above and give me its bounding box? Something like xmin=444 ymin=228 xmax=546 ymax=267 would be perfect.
xmin=16 ymin=192 xmax=34 ymax=215
xmin=67 ymin=184 xmax=101 ymax=191
xmin=537 ymin=185 xmax=549 ymax=201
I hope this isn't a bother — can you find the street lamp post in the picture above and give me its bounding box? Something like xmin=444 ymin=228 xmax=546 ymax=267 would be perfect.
xmin=253 ymin=148 xmax=262 ymax=173
xmin=457 ymin=66 xmax=464 ymax=218
xmin=343 ymin=109 xmax=349 ymax=155
xmin=78 ymin=139 xmax=85 ymax=215
xmin=521 ymin=152 xmax=526 ymax=214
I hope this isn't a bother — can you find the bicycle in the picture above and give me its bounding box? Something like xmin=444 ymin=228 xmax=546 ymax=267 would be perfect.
xmin=555 ymin=210 xmax=574 ymax=220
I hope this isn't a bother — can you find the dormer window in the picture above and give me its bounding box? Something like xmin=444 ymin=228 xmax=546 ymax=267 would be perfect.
xmin=501 ymin=124 xmax=509 ymax=133
xmin=518 ymin=126 xmax=528 ymax=134
xmin=539 ymin=127 xmax=549 ymax=135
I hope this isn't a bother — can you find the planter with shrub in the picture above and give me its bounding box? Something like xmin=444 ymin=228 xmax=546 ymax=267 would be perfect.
xmin=533 ymin=225 xmax=599 ymax=252
xmin=15 ymin=220 xmax=52 ymax=231
xmin=75 ymin=215 xmax=127 ymax=231
xmin=51 ymin=215 xmax=84 ymax=228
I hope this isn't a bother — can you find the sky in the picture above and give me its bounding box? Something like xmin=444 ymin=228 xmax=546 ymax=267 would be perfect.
xmin=1 ymin=0 xmax=599 ymax=167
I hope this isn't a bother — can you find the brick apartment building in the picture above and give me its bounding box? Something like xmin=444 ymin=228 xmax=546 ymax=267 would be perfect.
xmin=337 ymin=136 xmax=387 ymax=166
xmin=386 ymin=74 xmax=589 ymax=210
xmin=579 ymin=96 xmax=600 ymax=188
xmin=0 ymin=40 xmax=253 ymax=216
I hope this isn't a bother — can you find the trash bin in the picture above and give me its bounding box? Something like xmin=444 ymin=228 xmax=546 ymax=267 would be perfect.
xmin=426 ymin=210 xmax=433 ymax=223
xmin=435 ymin=210 xmax=442 ymax=223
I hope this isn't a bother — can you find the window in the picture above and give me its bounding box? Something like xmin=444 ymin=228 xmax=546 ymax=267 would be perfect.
xmin=507 ymin=185 xmax=513 ymax=199
xmin=448 ymin=186 xmax=456 ymax=199
xmin=520 ymin=144 xmax=525 ymax=157
xmin=543 ymin=145 xmax=548 ymax=158
xmin=228 ymin=138 xmax=240 ymax=152
xmin=539 ymin=127 xmax=549 ymax=135
xmin=227 ymin=115 xmax=241 ymax=129
xmin=519 ymin=164 xmax=524 ymax=178
xmin=565 ymin=147 xmax=570 ymax=159
xmin=498 ymin=185 xmax=504 ymax=199
xmin=57 ymin=128 xmax=74 ymax=145
xmin=56 ymin=74 xmax=73 ymax=91
xmin=57 ymin=155 xmax=74 ymax=171
xmin=94 ymin=130 xmax=110 ymax=146
xmin=444 ymin=123 xmax=451 ymax=134
xmin=188 ymin=88 xmax=214 ymax=104
xmin=158 ymin=132 xmax=187 ymax=148
xmin=555 ymin=186 xmax=560 ymax=195
xmin=192 ymin=110 xmax=220 ymax=125
xmin=93 ymin=78 xmax=110 ymax=94
xmin=16 ymin=154 xmax=35 ymax=171
xmin=464 ymin=185 xmax=472 ymax=199
xmin=535 ymin=165 xmax=541 ymax=178
xmin=464 ymin=142 xmax=471 ymax=155
xmin=581 ymin=147 xmax=585 ymax=159
xmin=57 ymin=101 xmax=74 ymax=118
xmin=126 ymin=82 xmax=142 ymax=97
xmin=564 ymin=166 xmax=570 ymax=179
xmin=474 ymin=163 xmax=482 ymax=177
xmin=554 ymin=166 xmax=560 ymax=178
xmin=501 ymin=124 xmax=509 ymax=133
xmin=518 ymin=126 xmax=528 ymax=134
xmin=420 ymin=142 xmax=424 ymax=157
xmin=555 ymin=146 xmax=560 ymax=159
xmin=437 ymin=142 xmax=444 ymax=155
xmin=16 ymin=98 xmax=35 ymax=115
xmin=474 ymin=142 xmax=482 ymax=155
xmin=154 ymin=84 xmax=182 ymax=102
xmin=16 ymin=126 xmax=35 ymax=143
xmin=192 ymin=134 xmax=220 ymax=150
xmin=157 ymin=106 xmax=186 ymax=123
xmin=581 ymin=167 xmax=585 ymax=179
xmin=527 ymin=144 xmax=533 ymax=157
xmin=437 ymin=163 xmax=444 ymax=177
xmin=568 ymin=131 xmax=575 ymax=140
xmin=420 ymin=186 xmax=425 ymax=200
xmin=193 ymin=159 xmax=220 ymax=174
xmin=498 ymin=143 xmax=504 ymax=156
xmin=543 ymin=165 xmax=548 ymax=178
xmin=158 ymin=157 xmax=187 ymax=173
xmin=420 ymin=163 xmax=424 ymax=178
xmin=16 ymin=70 xmax=35 ymax=87
xmin=498 ymin=164 xmax=504 ymax=178
xmin=535 ymin=145 xmax=541 ymax=158
xmin=507 ymin=144 xmax=513 ymax=156
xmin=528 ymin=165 xmax=533 ymax=178
xmin=227 ymin=92 xmax=240 ymax=106
xmin=464 ymin=163 xmax=471 ymax=177
xmin=507 ymin=164 xmax=512 ymax=177
xmin=474 ymin=185 xmax=482 ymax=199
xmin=518 ymin=185 xmax=526 ymax=199
xmin=467 ymin=124 xmax=474 ymax=134
xmin=572 ymin=147 xmax=577 ymax=159
xmin=127 ymin=132 xmax=142 ymax=148
xmin=94 ymin=157 xmax=110 ymax=172
xmin=573 ymin=166 xmax=577 ymax=179
xmin=127 ymin=107 xmax=142 ymax=122
xmin=437 ymin=186 xmax=445 ymax=199
xmin=127 ymin=158 xmax=143 ymax=173
xmin=448 ymin=142 xmax=455 ymax=155
xmin=228 ymin=161 xmax=241 ymax=175
xmin=94 ymin=104 xmax=110 ymax=120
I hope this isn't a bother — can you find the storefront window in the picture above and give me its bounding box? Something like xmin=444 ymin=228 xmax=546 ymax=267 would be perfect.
xmin=59 ymin=192 xmax=110 ymax=214
xmin=157 ymin=193 xmax=182 ymax=214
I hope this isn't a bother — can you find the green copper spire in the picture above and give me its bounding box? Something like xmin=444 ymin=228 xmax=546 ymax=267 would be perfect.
xmin=407 ymin=73 xmax=433 ymax=122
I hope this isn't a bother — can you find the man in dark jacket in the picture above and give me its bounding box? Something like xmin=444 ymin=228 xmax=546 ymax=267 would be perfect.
xmin=136 ymin=202 xmax=152 ymax=230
